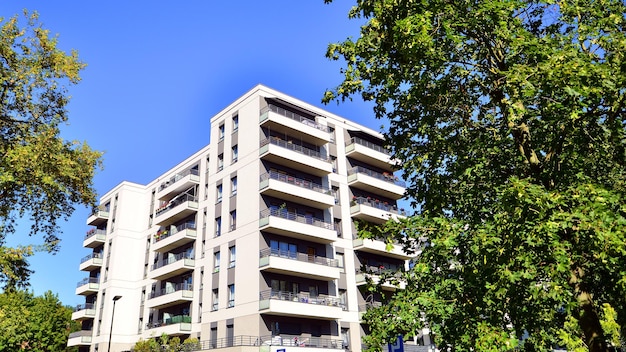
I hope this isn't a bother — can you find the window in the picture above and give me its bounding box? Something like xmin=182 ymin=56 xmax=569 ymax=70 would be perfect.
xmin=215 ymin=217 xmax=221 ymax=237
xmin=212 ymin=289 xmax=219 ymax=311
xmin=231 ymin=176 xmax=237 ymax=196
xmin=216 ymin=184 xmax=223 ymax=203
xmin=217 ymin=153 xmax=224 ymax=172
xmin=219 ymin=124 xmax=225 ymax=141
xmin=228 ymin=284 xmax=235 ymax=308
xmin=232 ymin=115 xmax=239 ymax=131
xmin=232 ymin=145 xmax=238 ymax=163
xmin=270 ymin=240 xmax=297 ymax=259
xmin=229 ymin=246 xmax=236 ymax=268
xmin=214 ymin=251 xmax=220 ymax=272
xmin=230 ymin=210 xmax=236 ymax=231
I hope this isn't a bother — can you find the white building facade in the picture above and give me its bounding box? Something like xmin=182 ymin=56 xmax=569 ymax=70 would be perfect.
xmin=67 ymin=85 xmax=414 ymax=352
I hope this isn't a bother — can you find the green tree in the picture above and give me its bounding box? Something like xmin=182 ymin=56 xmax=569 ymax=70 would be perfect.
xmin=0 ymin=290 xmax=76 ymax=351
xmin=324 ymin=1 xmax=626 ymax=351
xmin=132 ymin=334 xmax=200 ymax=351
xmin=0 ymin=11 xmax=102 ymax=288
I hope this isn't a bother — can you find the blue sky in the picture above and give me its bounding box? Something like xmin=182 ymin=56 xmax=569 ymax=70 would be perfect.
xmin=0 ymin=1 xmax=387 ymax=306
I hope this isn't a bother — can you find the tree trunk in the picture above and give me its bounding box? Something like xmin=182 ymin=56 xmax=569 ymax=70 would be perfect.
xmin=577 ymin=289 xmax=608 ymax=352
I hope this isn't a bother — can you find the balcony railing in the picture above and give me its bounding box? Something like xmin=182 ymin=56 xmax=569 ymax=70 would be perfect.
xmin=80 ymin=252 xmax=102 ymax=264
xmin=351 ymin=196 xmax=407 ymax=216
xmin=84 ymin=229 xmax=106 ymax=240
xmin=159 ymin=168 xmax=200 ymax=192
xmin=346 ymin=137 xmax=390 ymax=155
xmin=150 ymin=283 xmax=193 ymax=299
xmin=196 ymin=335 xmax=344 ymax=349
xmin=68 ymin=330 xmax=93 ymax=339
xmin=259 ymin=290 xmax=346 ymax=309
xmin=146 ymin=315 xmax=192 ymax=329
xmin=260 ymin=208 xmax=334 ymax=230
xmin=155 ymin=194 xmax=198 ymax=216
xmin=73 ymin=303 xmax=96 ymax=312
xmin=76 ymin=277 xmax=99 ymax=287
xmin=358 ymin=301 xmax=383 ymax=312
xmin=261 ymin=105 xmax=330 ymax=132
xmin=347 ymin=166 xmax=406 ymax=187
xmin=357 ymin=265 xmax=404 ymax=276
xmin=260 ymin=248 xmax=338 ymax=267
xmin=153 ymin=222 xmax=196 ymax=243
xmin=151 ymin=252 xmax=194 ymax=270
xmin=260 ymin=137 xmax=329 ymax=161
xmin=260 ymin=171 xmax=332 ymax=195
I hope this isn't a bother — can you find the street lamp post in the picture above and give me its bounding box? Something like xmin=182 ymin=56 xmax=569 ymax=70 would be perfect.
xmin=107 ymin=295 xmax=123 ymax=352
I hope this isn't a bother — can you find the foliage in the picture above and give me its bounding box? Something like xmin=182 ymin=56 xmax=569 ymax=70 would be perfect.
xmin=325 ymin=0 xmax=626 ymax=351
xmin=0 ymin=290 xmax=76 ymax=351
xmin=132 ymin=334 xmax=200 ymax=351
xmin=0 ymin=11 xmax=102 ymax=288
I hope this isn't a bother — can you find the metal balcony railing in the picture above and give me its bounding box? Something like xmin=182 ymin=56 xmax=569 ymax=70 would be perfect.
xmin=155 ymin=194 xmax=198 ymax=216
xmin=260 ymin=137 xmax=329 ymax=161
xmin=259 ymin=290 xmax=346 ymax=309
xmin=73 ymin=303 xmax=96 ymax=312
xmin=347 ymin=166 xmax=406 ymax=187
xmin=151 ymin=252 xmax=194 ymax=270
xmin=150 ymin=283 xmax=193 ymax=299
xmin=80 ymin=252 xmax=102 ymax=264
xmin=261 ymin=105 xmax=330 ymax=133
xmin=260 ymin=208 xmax=334 ymax=230
xmin=158 ymin=168 xmax=200 ymax=192
xmin=84 ymin=229 xmax=106 ymax=240
xmin=351 ymin=196 xmax=407 ymax=216
xmin=260 ymin=171 xmax=332 ymax=194
xmin=146 ymin=315 xmax=192 ymax=329
xmin=76 ymin=277 xmax=99 ymax=288
xmin=259 ymin=248 xmax=338 ymax=267
xmin=153 ymin=222 xmax=196 ymax=243
xmin=346 ymin=136 xmax=390 ymax=155
xmin=68 ymin=330 xmax=93 ymax=339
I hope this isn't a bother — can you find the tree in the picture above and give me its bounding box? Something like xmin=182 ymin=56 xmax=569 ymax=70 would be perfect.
xmin=132 ymin=334 xmax=201 ymax=351
xmin=324 ymin=1 xmax=626 ymax=351
xmin=0 ymin=11 xmax=102 ymax=288
xmin=0 ymin=290 xmax=77 ymax=351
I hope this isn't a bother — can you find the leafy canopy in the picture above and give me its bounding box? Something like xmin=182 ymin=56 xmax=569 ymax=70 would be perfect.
xmin=325 ymin=0 xmax=626 ymax=351
xmin=0 ymin=11 xmax=102 ymax=288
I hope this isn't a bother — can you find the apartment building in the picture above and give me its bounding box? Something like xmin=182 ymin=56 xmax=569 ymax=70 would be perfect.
xmin=67 ymin=85 xmax=415 ymax=352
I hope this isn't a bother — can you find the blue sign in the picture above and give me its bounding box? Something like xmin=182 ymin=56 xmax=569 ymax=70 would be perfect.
xmin=388 ymin=335 xmax=404 ymax=352
xmin=277 ymin=349 xmax=286 ymax=352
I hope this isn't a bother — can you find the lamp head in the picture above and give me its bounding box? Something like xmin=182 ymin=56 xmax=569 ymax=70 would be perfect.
xmin=113 ymin=295 xmax=122 ymax=301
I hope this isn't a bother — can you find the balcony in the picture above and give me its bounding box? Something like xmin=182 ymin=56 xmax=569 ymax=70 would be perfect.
xmin=154 ymin=194 xmax=198 ymax=226
xmin=355 ymin=268 xmax=406 ymax=291
xmin=345 ymin=137 xmax=396 ymax=171
xmin=71 ymin=303 xmax=96 ymax=321
xmin=147 ymin=283 xmax=194 ymax=309
xmin=259 ymin=248 xmax=340 ymax=281
xmin=149 ymin=253 xmax=194 ymax=281
xmin=260 ymin=105 xmax=331 ymax=145
xmin=350 ymin=197 xmax=407 ymax=224
xmin=259 ymin=209 xmax=336 ymax=244
xmin=358 ymin=302 xmax=382 ymax=321
xmin=259 ymin=137 xmax=332 ymax=177
xmin=353 ymin=236 xmax=413 ymax=260
xmin=146 ymin=315 xmax=192 ymax=336
xmin=76 ymin=277 xmax=99 ymax=295
xmin=259 ymin=172 xmax=334 ymax=209
xmin=347 ymin=167 xmax=405 ymax=200
xmin=152 ymin=223 xmax=197 ymax=253
xmin=79 ymin=253 xmax=103 ymax=271
xmin=83 ymin=229 xmax=106 ymax=248
xmin=156 ymin=168 xmax=200 ymax=201
xmin=259 ymin=290 xmax=345 ymax=320
xmin=86 ymin=208 xmax=109 ymax=226
xmin=67 ymin=330 xmax=93 ymax=346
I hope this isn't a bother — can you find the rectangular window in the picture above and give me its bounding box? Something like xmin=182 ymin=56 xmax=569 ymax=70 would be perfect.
xmin=229 ymin=246 xmax=236 ymax=268
xmin=219 ymin=124 xmax=225 ymax=141
xmin=216 ymin=184 xmax=223 ymax=203
xmin=232 ymin=145 xmax=238 ymax=163
xmin=212 ymin=289 xmax=219 ymax=311
xmin=217 ymin=153 xmax=224 ymax=172
xmin=215 ymin=217 xmax=221 ymax=237
xmin=228 ymin=284 xmax=235 ymax=308
xmin=214 ymin=251 xmax=220 ymax=272
xmin=232 ymin=115 xmax=239 ymax=131
xmin=230 ymin=210 xmax=236 ymax=231
xmin=231 ymin=176 xmax=237 ymax=196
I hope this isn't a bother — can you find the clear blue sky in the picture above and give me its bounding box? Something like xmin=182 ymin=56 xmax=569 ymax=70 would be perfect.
xmin=0 ymin=1 xmax=386 ymax=306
